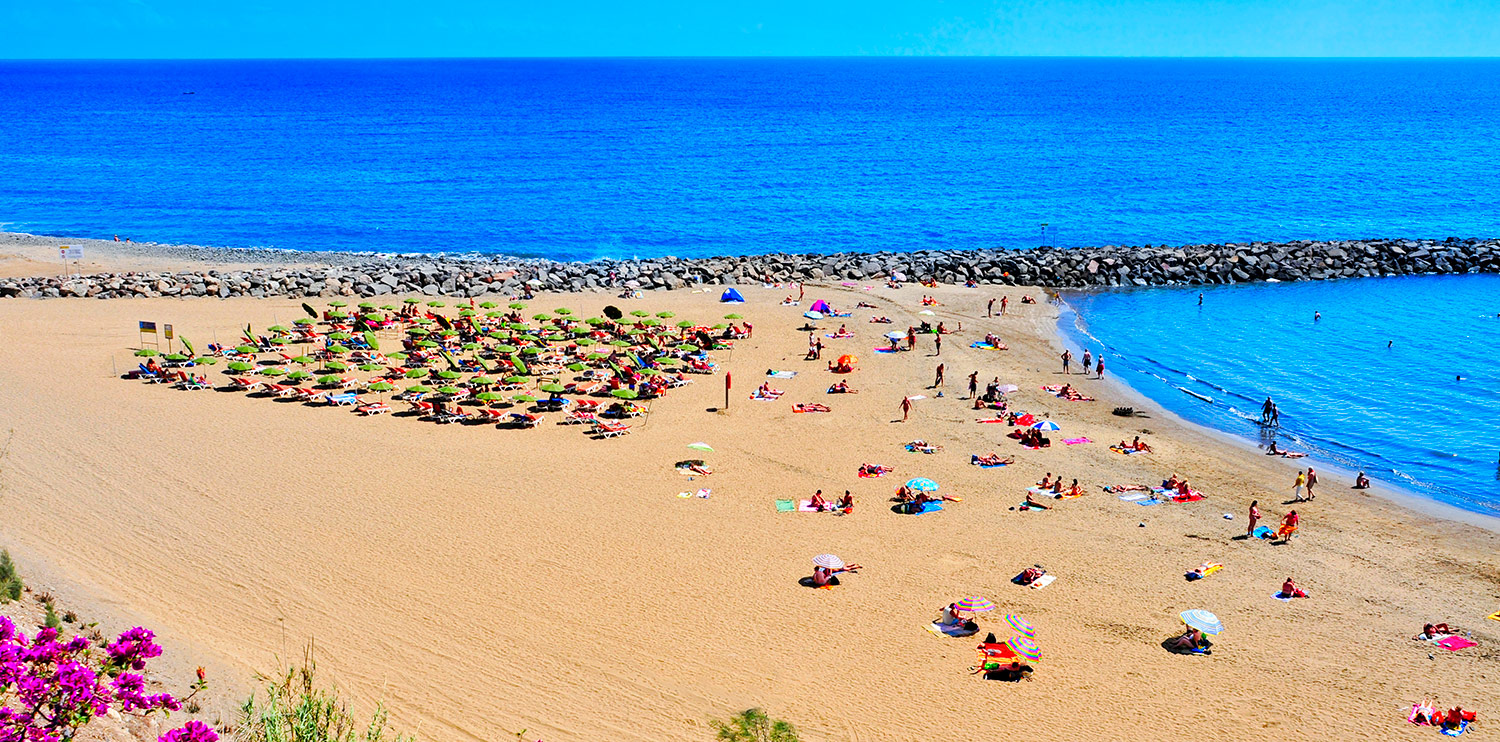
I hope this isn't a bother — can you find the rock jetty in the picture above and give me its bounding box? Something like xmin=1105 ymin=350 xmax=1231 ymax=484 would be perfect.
xmin=3 ymin=237 xmax=1497 ymax=299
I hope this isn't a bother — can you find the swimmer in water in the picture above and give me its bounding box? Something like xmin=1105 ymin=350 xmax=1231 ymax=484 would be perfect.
xmin=1314 ymin=311 xmax=1321 ymax=321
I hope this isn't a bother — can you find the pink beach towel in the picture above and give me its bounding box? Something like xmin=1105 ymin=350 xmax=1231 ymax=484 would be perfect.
xmin=1434 ymin=636 xmax=1477 ymax=651
xmin=1063 ymin=437 xmax=1093 ymax=445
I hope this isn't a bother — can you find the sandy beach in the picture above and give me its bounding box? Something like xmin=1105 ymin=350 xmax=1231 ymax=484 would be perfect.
xmin=1 ymin=273 xmax=1497 ymax=741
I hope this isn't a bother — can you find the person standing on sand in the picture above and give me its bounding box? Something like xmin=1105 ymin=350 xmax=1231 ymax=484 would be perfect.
xmin=1292 ymin=470 xmax=1307 ymax=502
xmin=1247 ymin=500 xmax=1261 ymax=536
xmin=968 ymin=371 xmax=978 ymax=399
xmin=934 ymin=363 xmax=945 ymax=388
xmin=1096 ymin=357 xmax=1105 ymax=379
xmin=1001 ymin=296 xmax=1008 ymax=315
xmin=900 ymin=396 xmax=912 ymax=422
xmin=1061 ymin=349 xmax=1072 ymax=374
xmin=907 ymin=328 xmax=916 ymax=351
xmin=987 ymin=298 xmax=995 ymax=317
xmin=1305 ymin=467 xmax=1318 ymax=500
xmin=1082 ymin=349 xmax=1093 ymax=377
xmin=934 ymin=334 xmax=942 ymax=355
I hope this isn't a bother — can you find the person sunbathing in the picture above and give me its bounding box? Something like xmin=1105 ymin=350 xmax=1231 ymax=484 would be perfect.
xmin=1130 ymin=436 xmax=1153 ymax=452
xmin=869 ymin=316 xmax=893 ymax=324
xmin=1037 ymin=473 xmax=1052 ymax=489
xmin=793 ymin=403 xmax=831 ymax=413
xmin=827 ymin=362 xmax=853 ymax=373
xmin=1278 ymin=577 xmax=1308 ymax=599
xmin=857 ymin=301 xmax=878 ymax=309
xmin=832 ymin=324 xmax=852 ymax=337
xmin=971 ymin=453 xmax=1013 ymax=467
xmin=781 ymin=296 xmax=797 ymax=305
xmin=906 ymin=440 xmax=940 ymax=454
xmin=812 ymin=564 xmax=859 ymax=587
xmin=1175 ymin=479 xmax=1192 ymax=497
xmin=859 ymin=464 xmax=891 ymax=477
xmin=1170 ymin=627 xmax=1207 ymax=653
xmin=1024 ymin=491 xmax=1052 ymax=510
xmin=809 ymin=490 xmax=830 ymax=512
xmin=683 ymin=462 xmax=712 ymax=475
xmin=1163 ymin=474 xmax=1182 ymax=491
xmin=1056 ymin=479 xmax=1083 ymax=499
xmin=836 ymin=491 xmax=855 ymax=513
xmin=827 ymin=381 xmax=857 ymax=394
xmin=1413 ymin=623 xmax=1454 ymax=640
xmin=1441 ymin=707 xmax=1477 ymax=732
xmin=1021 ymin=295 xmax=1036 ymax=304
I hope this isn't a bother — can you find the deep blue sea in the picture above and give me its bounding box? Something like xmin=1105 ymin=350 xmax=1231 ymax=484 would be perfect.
xmin=2 ymin=58 xmax=1499 ymax=259
xmin=1062 ymin=275 xmax=1500 ymax=517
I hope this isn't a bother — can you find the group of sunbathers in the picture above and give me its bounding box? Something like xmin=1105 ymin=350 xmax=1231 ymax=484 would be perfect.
xmin=1047 ymin=383 xmax=1095 ymax=402
xmin=920 ymin=295 xmax=941 ymax=306
xmin=894 ymin=485 xmax=958 ymax=510
xmin=811 ymin=562 xmax=860 ymax=587
xmin=754 ymin=382 xmax=784 ymax=400
xmin=1161 ymin=474 xmax=1197 ymax=498
xmin=826 ymin=381 xmax=857 ymax=394
xmin=827 ymin=324 xmax=854 ymax=339
xmin=905 ymin=440 xmax=941 ymax=454
xmin=808 ymin=489 xmax=855 ymax=513
xmin=1115 ymin=436 xmax=1153 ymax=452
xmin=858 ymin=463 xmax=892 ymax=478
xmin=1014 ymin=428 xmax=1051 ymax=448
xmin=1409 ymin=702 xmax=1476 ymax=732
xmin=1036 ymin=473 xmax=1083 ymax=499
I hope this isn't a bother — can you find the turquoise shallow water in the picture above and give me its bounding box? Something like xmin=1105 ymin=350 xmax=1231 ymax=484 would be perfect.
xmin=2 ymin=58 xmax=1499 ymax=259
xmin=1061 ymin=275 xmax=1500 ymax=517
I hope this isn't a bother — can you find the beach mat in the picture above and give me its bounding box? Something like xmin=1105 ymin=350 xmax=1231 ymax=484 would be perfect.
xmin=1253 ymin=525 xmax=1274 ymax=539
xmin=1271 ymin=591 xmax=1294 ymax=602
xmin=1063 ymin=437 xmax=1093 ymax=445
xmin=1028 ymin=575 xmax=1057 ymax=590
xmin=1434 ymin=636 xmax=1478 ymax=651
xmin=926 ymin=621 xmax=979 ymax=638
xmin=767 ymin=370 xmax=797 ymax=378
xmin=1117 ymin=493 xmax=1147 ymax=501
xmin=1441 ymin=720 xmax=1469 ymax=736
xmin=1137 ymin=498 xmax=1162 ymax=506
xmin=798 ymin=500 xmax=840 ymax=513
xmin=775 ymin=499 xmax=795 ymax=512
xmin=917 ymin=501 xmax=943 ymax=514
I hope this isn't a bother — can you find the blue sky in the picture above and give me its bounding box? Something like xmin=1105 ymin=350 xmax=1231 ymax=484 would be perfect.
xmin=5 ymin=0 xmax=1499 ymax=58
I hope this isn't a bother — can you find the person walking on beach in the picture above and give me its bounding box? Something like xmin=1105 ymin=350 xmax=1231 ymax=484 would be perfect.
xmin=934 ymin=363 xmax=945 ymax=388
xmin=1305 ymin=467 xmax=1318 ymax=501
xmin=1096 ymin=357 xmax=1105 ymax=379
xmin=967 ymin=371 xmax=978 ymax=399
xmin=1061 ymin=349 xmax=1072 ymax=374
xmin=987 ymin=298 xmax=995 ymax=317
xmin=1292 ymin=470 xmax=1307 ymax=502
xmin=1001 ymin=296 xmax=1009 ymax=315
xmin=907 ymin=328 xmax=916 ymax=351
xmin=934 ymin=334 xmax=942 ymax=355
xmin=1261 ymin=397 xmax=1279 ymax=426
xmin=1082 ymin=349 xmax=1092 ymax=377
xmin=1247 ymin=500 xmax=1261 ymax=537
xmin=899 ymin=396 xmax=912 ymax=422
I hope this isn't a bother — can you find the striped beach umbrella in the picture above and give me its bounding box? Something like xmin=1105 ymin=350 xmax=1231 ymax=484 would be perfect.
xmin=812 ymin=554 xmax=844 ymax=569
xmin=1031 ymin=420 xmax=1061 ymax=432
xmin=954 ymin=597 xmax=995 ymax=612
xmin=1006 ymin=636 xmax=1041 ymax=663
xmin=1004 ymin=614 xmax=1036 ymax=638
xmin=905 ymin=477 xmax=939 ymax=492
xmin=1180 ymin=609 xmax=1224 ymax=635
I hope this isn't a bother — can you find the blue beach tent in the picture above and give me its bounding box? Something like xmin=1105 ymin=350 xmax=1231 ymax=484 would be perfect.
xmin=720 ymin=288 xmax=745 ymax=303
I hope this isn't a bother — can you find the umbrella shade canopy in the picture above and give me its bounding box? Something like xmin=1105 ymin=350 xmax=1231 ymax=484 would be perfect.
xmin=885 ymin=331 xmax=905 ymax=340
xmin=261 ymin=367 xmax=287 ymax=377
xmin=655 ymin=311 xmax=674 ymax=318
xmin=191 ymin=357 xmax=219 ymax=365
xmin=436 ymin=386 xmax=462 ymax=395
xmin=555 ymin=308 xmax=573 ymax=315
xmin=327 ymin=344 xmax=351 ymax=354
xmin=1006 ymin=636 xmax=1042 ymax=663
xmin=812 ymin=554 xmax=844 ymax=569
xmin=317 ymin=375 xmax=342 ymax=385
xmin=1180 ymin=610 xmax=1224 ymax=635
xmin=678 ymin=344 xmax=699 ymax=352
xmin=323 ymin=361 xmax=348 ymax=371
xmin=905 ymin=477 xmax=939 ymax=492
xmin=724 ymin=313 xmax=743 ymax=319
xmin=357 ymin=302 xmax=375 ymax=309
xmin=328 ymin=332 xmax=351 ymax=340
xmin=234 ymin=345 xmax=258 ymax=354
xmin=226 ymin=361 xmax=254 ymax=372
xmin=134 ymin=349 xmax=159 ymax=357
xmin=404 ymin=298 xmax=422 ymax=304
xmin=406 ymin=385 xmax=431 ymax=394
xmin=610 ymin=389 xmax=639 ymax=400
xmin=328 ymin=300 xmax=348 ymax=308
xmin=803 ymin=311 xmax=824 ymax=320
xmin=474 ymin=391 xmax=505 ymax=401
xmin=426 ymin=301 xmax=444 ymax=307
xmin=469 ymin=375 xmax=494 ymax=385
xmin=836 ymin=354 xmax=858 ymax=365
xmin=676 ymin=321 xmax=694 ymax=328
xmin=386 ymin=352 xmax=408 ymax=361
xmin=404 ymin=368 xmax=428 ymax=379
xmin=267 ymin=325 xmax=289 ymax=333
xmin=367 ymin=382 xmax=396 ymax=392
xmin=294 ymin=317 xmax=315 ymax=325
xmin=479 ymin=302 xmax=498 ymax=309
xmin=1031 ymin=420 xmax=1061 ymax=432
xmin=954 ymin=597 xmax=995 ymax=612
xmin=358 ymin=363 xmax=382 ymax=373
xmin=1005 ymin=614 xmax=1036 ymax=637
xmin=502 ymin=375 xmax=529 ymax=384
xmin=566 ymin=362 xmax=586 ymax=372
xmin=290 ymin=355 xmax=314 ymax=364
xmin=686 ymin=442 xmax=714 ymax=452
xmin=285 ymin=370 xmax=312 ymax=380
xmin=436 ymin=370 xmax=462 ymax=380
xmin=509 ymin=302 xmax=527 ymax=310
xmin=327 ymin=311 xmax=348 ymax=319
xmin=512 ymin=394 xmax=536 ymax=402
xmin=538 ymin=383 xmax=566 ymax=394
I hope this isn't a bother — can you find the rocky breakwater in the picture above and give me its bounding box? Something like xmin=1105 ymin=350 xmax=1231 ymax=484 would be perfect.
xmin=2 ymin=237 xmax=1497 ymax=299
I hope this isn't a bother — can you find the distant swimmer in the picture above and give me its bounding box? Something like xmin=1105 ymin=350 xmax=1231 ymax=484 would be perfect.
xmin=1261 ymin=397 xmax=1280 ymax=426
xmin=1314 ymin=311 xmax=1321 ymax=322
xmin=1388 ymin=340 xmax=1393 ymax=348
xmin=1198 ymin=293 xmax=1203 ymax=306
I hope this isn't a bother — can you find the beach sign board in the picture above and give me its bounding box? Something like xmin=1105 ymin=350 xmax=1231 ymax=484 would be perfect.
xmin=138 ymin=320 xmax=159 ymax=349
xmin=139 ymin=321 xmax=157 ymax=334
xmin=59 ymin=246 xmax=82 ymax=261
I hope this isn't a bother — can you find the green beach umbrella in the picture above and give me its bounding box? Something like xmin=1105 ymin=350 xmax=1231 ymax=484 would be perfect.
xmin=163 ymin=353 xmax=188 ymax=361
xmin=532 ymin=313 xmax=552 ymax=321
xmin=317 ymin=374 xmax=342 ymax=385
xmin=404 ymin=297 xmax=421 ymax=304
xmin=610 ymin=389 xmax=639 ymax=400
xmin=234 ymin=344 xmax=258 ymax=354
xmin=470 ymin=375 xmax=494 ymax=385
xmin=294 ymin=317 xmax=315 ymax=325
xmin=327 ymin=344 xmax=351 ymax=354
xmin=261 ymin=367 xmax=287 ymax=377
xmin=521 ymin=347 xmax=542 ymax=356
xmin=459 ymin=308 xmax=477 ymax=316
xmin=493 ymin=344 xmax=519 ymax=354
xmin=323 ymin=361 xmax=348 ymax=371
xmin=539 ymin=383 xmax=566 ymax=394
xmin=329 ymin=300 xmax=347 ymax=308
xmin=268 ymin=337 xmax=291 ymax=345
xmin=267 ymin=325 xmax=289 ymax=333
xmin=511 ymin=394 xmax=536 ymax=403
xmin=638 ymin=368 xmax=662 ymax=376
xmin=678 ymin=344 xmax=699 ymax=352
xmin=724 ymin=313 xmax=743 ymax=319
xmin=436 ymin=370 xmax=461 ymax=380
xmin=503 ymin=375 xmax=528 ymax=384
xmin=426 ymin=301 xmax=444 ymax=308
xmin=358 ymin=302 xmax=375 ymax=309
xmin=286 ymin=370 xmax=312 ymax=380
xmin=566 ymin=362 xmax=586 ymax=372
xmin=462 ymin=342 xmax=481 ymax=350
xmin=587 ymin=352 xmax=609 ymax=361
xmin=712 ymin=323 xmax=728 ymax=330
xmin=367 ymin=381 xmax=395 ymax=392
xmin=610 ymin=340 xmax=631 ymax=347
xmin=363 ymin=331 xmax=379 ymax=350
xmin=585 ymin=317 xmax=607 ymax=326
xmin=407 ymin=328 xmax=429 ymax=336
xmin=227 ymin=361 xmax=254 ymax=372
xmin=575 ymin=338 xmax=597 ymax=346
xmin=641 ymin=319 xmax=661 ymax=327
xmin=327 ymin=311 xmax=348 ymax=319
xmin=655 ymin=311 xmax=674 ymax=318
xmin=358 ymin=363 xmax=382 ymax=373
xmin=191 ymin=356 xmax=219 ymax=365
xmin=363 ymin=314 xmax=383 ymax=322
xmin=290 ymin=355 xmax=314 ymax=364
xmin=486 ymin=311 xmax=505 ymax=318
xmin=554 ymin=308 xmax=573 ymax=315
xmin=418 ymin=340 xmax=439 ymax=348
xmin=404 ymin=368 xmax=428 ymax=379
xmin=406 ymin=384 xmax=431 ymax=394
xmin=508 ymin=302 xmax=526 ymax=310
xmin=676 ymin=321 xmax=694 ymax=328
xmin=475 ymin=391 xmax=504 ymax=402
xmin=479 ymin=301 xmax=498 ymax=309
xmin=328 ymin=332 xmax=352 ymax=341
xmin=386 ymin=352 xmax=408 ymax=361
xmin=630 ymin=310 xmax=649 ymax=317
xmin=380 ymin=305 xmax=396 ymax=311
xmin=437 ymin=385 xmax=462 ymax=395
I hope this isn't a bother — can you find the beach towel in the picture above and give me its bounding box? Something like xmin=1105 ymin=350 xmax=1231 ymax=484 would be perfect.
xmin=1253 ymin=525 xmax=1274 ymax=539
xmin=1434 ymin=636 xmax=1478 ymax=651
xmin=926 ymin=621 xmax=979 ymax=638
xmin=767 ymin=370 xmax=797 ymax=378
xmin=1109 ymin=446 xmax=1143 ymax=455
xmin=775 ymin=499 xmax=796 ymax=512
xmin=974 ymin=462 xmax=1009 ymax=468
xmin=1271 ymin=591 xmax=1294 ymax=602
xmin=1117 ymin=493 xmax=1148 ymax=501
xmin=1020 ymin=445 xmax=1042 ymax=451
xmin=1028 ymin=575 xmax=1057 ymax=590
xmin=1137 ymin=498 xmax=1163 ymax=506
xmin=798 ymin=500 xmax=839 ymax=513
xmin=908 ymin=395 xmax=927 ymax=401
xmin=1441 ymin=721 xmax=1469 ymax=736
xmin=976 ymin=419 xmax=1008 ymax=424
xmin=916 ymin=501 xmax=944 ymax=514
xmin=1063 ymin=437 xmax=1093 ymax=445
xmin=1410 ymin=702 xmax=1437 ymax=726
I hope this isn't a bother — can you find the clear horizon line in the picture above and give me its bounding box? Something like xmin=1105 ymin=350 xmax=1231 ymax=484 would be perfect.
xmin=4 ymin=54 xmax=1500 ymax=63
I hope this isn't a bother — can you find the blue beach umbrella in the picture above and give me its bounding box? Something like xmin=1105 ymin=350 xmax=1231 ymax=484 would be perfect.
xmin=905 ymin=477 xmax=939 ymax=492
xmin=1031 ymin=420 xmax=1061 ymax=432
xmin=1180 ymin=609 xmax=1224 ymax=636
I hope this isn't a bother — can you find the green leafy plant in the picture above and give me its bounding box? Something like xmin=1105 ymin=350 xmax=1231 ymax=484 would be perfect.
xmin=0 ymin=549 xmax=20 ymax=603
xmin=42 ymin=603 xmax=61 ymax=629
xmin=235 ymin=649 xmax=413 ymax=742
xmin=710 ymin=709 xmax=799 ymax=742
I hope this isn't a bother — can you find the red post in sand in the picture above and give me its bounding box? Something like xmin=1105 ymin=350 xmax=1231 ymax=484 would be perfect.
xmin=725 ymin=371 xmax=732 ymax=411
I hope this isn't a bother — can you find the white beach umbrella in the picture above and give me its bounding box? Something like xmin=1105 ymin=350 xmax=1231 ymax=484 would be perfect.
xmin=1031 ymin=420 xmax=1061 ymax=432
xmin=812 ymin=554 xmax=845 ymax=569
xmin=998 ymin=384 xmax=1019 ymax=394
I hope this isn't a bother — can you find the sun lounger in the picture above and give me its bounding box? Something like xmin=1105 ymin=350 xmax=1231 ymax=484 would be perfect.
xmin=357 ymin=402 xmax=391 ymax=415
xmin=510 ymin=412 xmax=544 ymax=428
xmin=592 ymin=420 xmax=630 ymax=438
xmin=229 ymin=377 xmax=263 ymax=391
xmin=327 ymin=392 xmax=359 ymax=406
xmin=408 ymin=400 xmax=435 ymax=417
xmin=478 ymin=408 xmax=508 ymax=422
xmin=562 ymin=410 xmax=598 ymax=425
xmin=265 ymin=383 xmax=299 ymax=398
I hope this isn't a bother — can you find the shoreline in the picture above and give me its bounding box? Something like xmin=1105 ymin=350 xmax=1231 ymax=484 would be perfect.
xmin=1053 ymin=296 xmax=1500 ymax=533
xmin=5 ymin=229 xmax=1500 ymax=299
